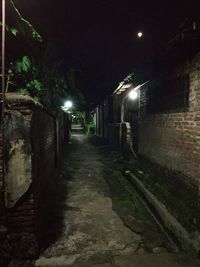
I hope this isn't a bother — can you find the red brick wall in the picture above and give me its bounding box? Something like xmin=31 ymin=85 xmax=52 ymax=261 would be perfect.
xmin=139 ymin=52 xmax=200 ymax=185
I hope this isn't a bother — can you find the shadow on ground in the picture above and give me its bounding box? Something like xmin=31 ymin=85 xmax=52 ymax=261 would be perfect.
xmin=39 ymin=152 xmax=72 ymax=251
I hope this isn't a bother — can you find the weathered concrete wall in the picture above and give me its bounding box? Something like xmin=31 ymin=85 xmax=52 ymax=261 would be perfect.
xmin=1 ymin=93 xmax=67 ymax=259
xmin=2 ymin=95 xmax=39 ymax=260
xmin=139 ymin=52 xmax=200 ymax=186
xmin=5 ymin=111 xmax=32 ymax=208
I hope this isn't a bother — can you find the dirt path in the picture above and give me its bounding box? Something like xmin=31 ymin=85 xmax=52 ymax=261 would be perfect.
xmin=34 ymin=134 xmax=200 ymax=267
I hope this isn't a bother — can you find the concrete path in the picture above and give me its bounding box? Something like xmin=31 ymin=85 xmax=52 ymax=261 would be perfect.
xmin=35 ymin=134 xmax=200 ymax=267
xmin=71 ymin=124 xmax=84 ymax=133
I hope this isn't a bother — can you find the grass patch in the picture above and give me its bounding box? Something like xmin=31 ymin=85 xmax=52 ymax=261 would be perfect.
xmin=97 ymin=136 xmax=200 ymax=233
xmin=103 ymin=164 xmax=173 ymax=250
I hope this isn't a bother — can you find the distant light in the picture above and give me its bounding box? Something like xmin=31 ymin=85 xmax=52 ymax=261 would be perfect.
xmin=64 ymin=100 xmax=73 ymax=109
xmin=61 ymin=100 xmax=73 ymax=112
xmin=129 ymin=90 xmax=138 ymax=100
xmin=137 ymin=31 xmax=143 ymax=38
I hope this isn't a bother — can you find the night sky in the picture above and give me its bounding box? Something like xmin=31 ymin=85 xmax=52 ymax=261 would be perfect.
xmin=13 ymin=0 xmax=199 ymax=103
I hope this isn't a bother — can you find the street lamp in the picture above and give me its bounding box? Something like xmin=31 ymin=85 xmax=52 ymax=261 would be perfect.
xmin=121 ymin=81 xmax=149 ymax=123
xmin=61 ymin=100 xmax=73 ymax=112
xmin=64 ymin=100 xmax=73 ymax=109
xmin=128 ymin=89 xmax=138 ymax=100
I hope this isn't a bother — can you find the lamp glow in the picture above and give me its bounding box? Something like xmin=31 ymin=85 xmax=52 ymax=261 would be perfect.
xmin=64 ymin=100 xmax=73 ymax=109
xmin=61 ymin=100 xmax=73 ymax=112
xmin=129 ymin=90 xmax=138 ymax=100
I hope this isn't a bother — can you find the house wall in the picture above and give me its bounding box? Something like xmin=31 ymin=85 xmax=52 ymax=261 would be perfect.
xmin=95 ymin=106 xmax=99 ymax=135
xmin=103 ymin=98 xmax=109 ymax=139
xmin=113 ymin=94 xmax=121 ymax=123
xmin=95 ymin=102 xmax=105 ymax=138
xmin=107 ymin=123 xmax=121 ymax=150
xmin=139 ymin=52 xmax=200 ymax=188
xmin=95 ymin=95 xmax=135 ymax=154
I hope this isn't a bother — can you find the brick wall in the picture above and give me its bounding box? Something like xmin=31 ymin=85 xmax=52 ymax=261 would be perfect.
xmin=139 ymin=52 xmax=200 ymax=188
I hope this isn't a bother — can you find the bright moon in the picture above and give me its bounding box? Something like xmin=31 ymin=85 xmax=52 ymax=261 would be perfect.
xmin=137 ymin=32 xmax=143 ymax=38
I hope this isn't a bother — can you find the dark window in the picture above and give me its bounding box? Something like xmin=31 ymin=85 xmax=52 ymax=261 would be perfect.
xmin=146 ymin=74 xmax=190 ymax=113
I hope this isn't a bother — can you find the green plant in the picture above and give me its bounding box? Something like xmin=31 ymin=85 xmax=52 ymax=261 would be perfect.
xmin=85 ymin=122 xmax=95 ymax=135
xmin=7 ymin=56 xmax=43 ymax=99
xmin=0 ymin=22 xmax=18 ymax=36
xmin=14 ymin=56 xmax=31 ymax=73
xmin=1 ymin=1 xmax=85 ymax=110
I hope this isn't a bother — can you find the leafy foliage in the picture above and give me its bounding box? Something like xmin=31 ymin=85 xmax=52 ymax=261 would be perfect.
xmin=2 ymin=1 xmax=85 ymax=111
xmin=14 ymin=56 xmax=31 ymax=73
xmin=85 ymin=111 xmax=95 ymax=135
xmin=7 ymin=56 xmax=43 ymax=100
xmin=6 ymin=49 xmax=73 ymax=109
xmin=0 ymin=21 xmax=19 ymax=36
xmin=18 ymin=88 xmax=29 ymax=96
xmin=73 ymin=111 xmax=85 ymax=119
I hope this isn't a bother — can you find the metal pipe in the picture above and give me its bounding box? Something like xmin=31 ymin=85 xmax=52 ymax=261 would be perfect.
xmin=2 ymin=0 xmax=6 ymax=104
xmin=1 ymin=0 xmax=6 ymax=218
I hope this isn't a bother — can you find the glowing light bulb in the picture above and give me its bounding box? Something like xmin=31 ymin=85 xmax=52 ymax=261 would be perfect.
xmin=129 ymin=90 xmax=138 ymax=100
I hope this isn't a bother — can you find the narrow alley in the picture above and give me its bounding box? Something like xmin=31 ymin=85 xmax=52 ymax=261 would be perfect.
xmin=1 ymin=1 xmax=200 ymax=266
xmin=33 ymin=129 xmax=199 ymax=267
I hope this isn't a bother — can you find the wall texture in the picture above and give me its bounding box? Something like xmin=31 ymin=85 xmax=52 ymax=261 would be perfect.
xmin=5 ymin=110 xmax=32 ymax=208
xmin=139 ymin=52 xmax=200 ymax=187
xmin=0 ymin=93 xmax=67 ymax=260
